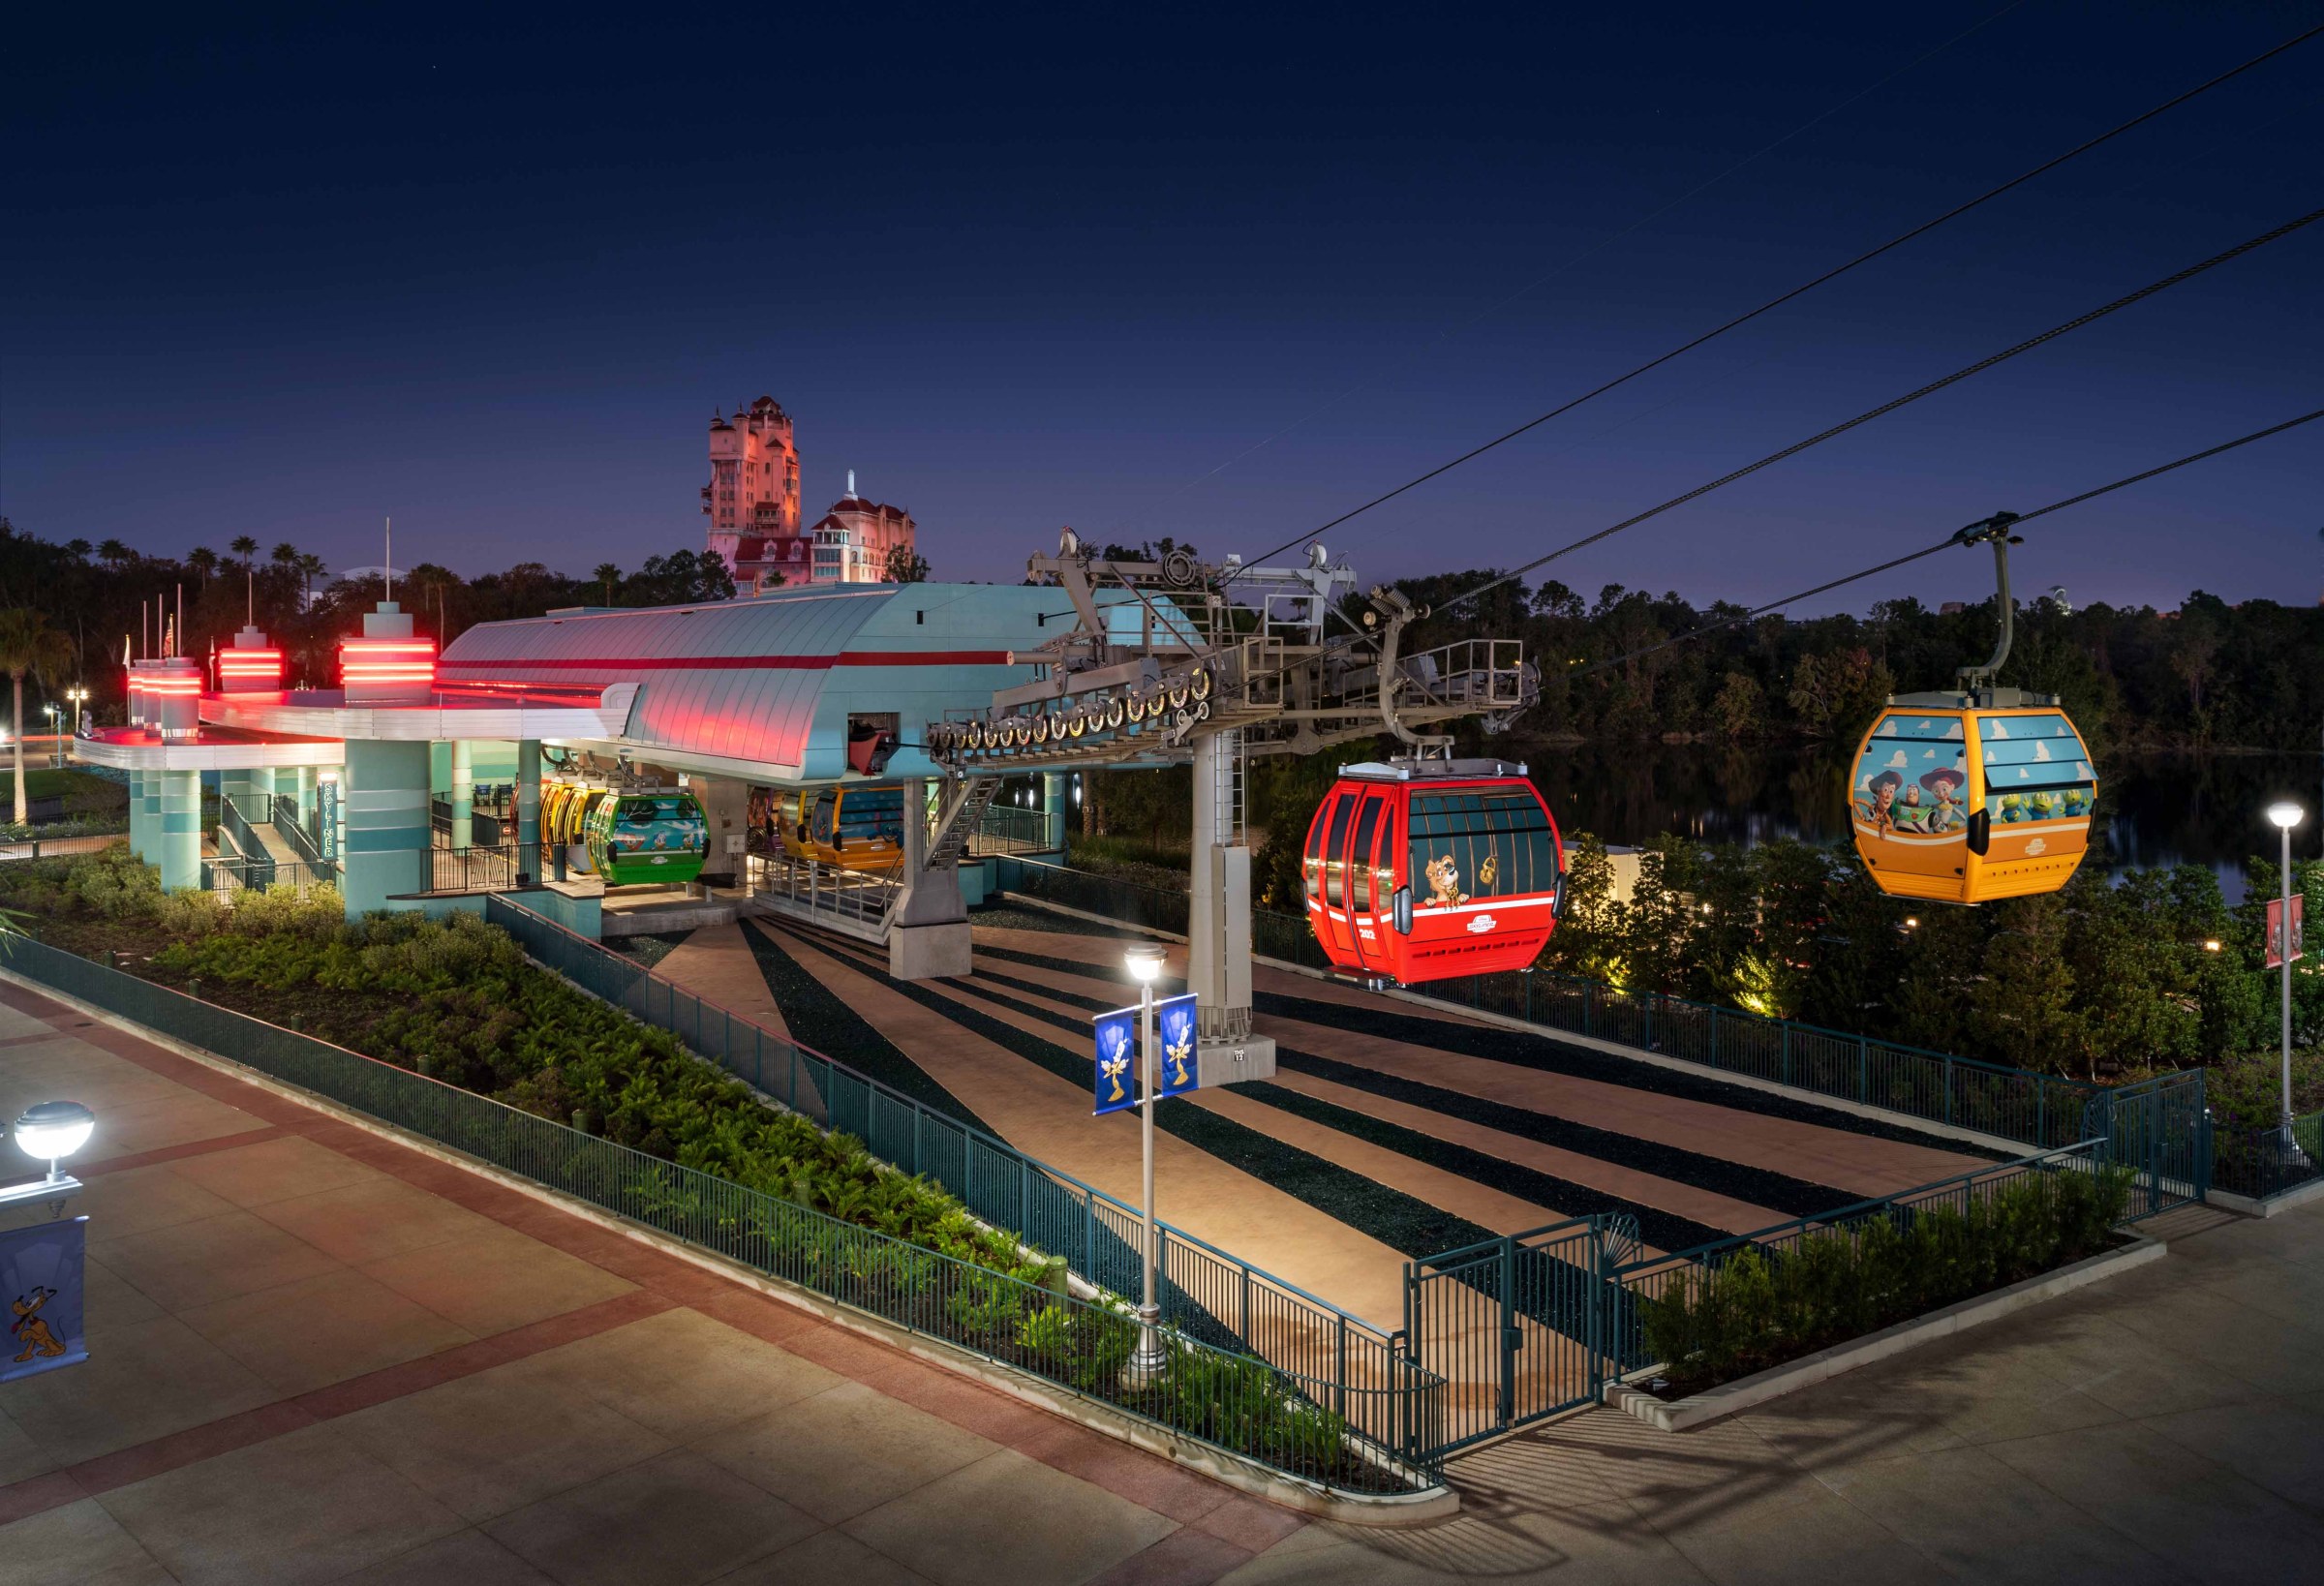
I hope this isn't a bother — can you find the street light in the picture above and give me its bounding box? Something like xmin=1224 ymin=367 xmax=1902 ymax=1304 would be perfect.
xmin=2268 ymin=801 xmax=2305 ymax=1161
xmin=1 ymin=1101 xmax=95 ymax=1214
xmin=1124 ymin=942 xmax=1169 ymax=1379
xmin=64 ymin=686 xmax=90 ymax=741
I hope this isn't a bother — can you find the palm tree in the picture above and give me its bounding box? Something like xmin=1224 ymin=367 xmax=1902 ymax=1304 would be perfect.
xmin=63 ymin=539 xmax=91 ymax=564
xmin=297 ymin=553 xmax=327 ymax=609
xmin=229 ymin=535 xmax=259 ymax=621
xmin=96 ymin=538 xmax=132 ymax=571
xmin=187 ymin=546 xmax=220 ymax=589
xmin=0 ymin=610 xmax=74 ymax=826
xmin=270 ymin=542 xmax=298 ymax=572
xmin=594 ymin=563 xmax=621 ymax=605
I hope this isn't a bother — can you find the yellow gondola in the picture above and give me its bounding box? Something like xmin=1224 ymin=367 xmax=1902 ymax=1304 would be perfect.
xmin=1849 ymin=514 xmax=2095 ymax=903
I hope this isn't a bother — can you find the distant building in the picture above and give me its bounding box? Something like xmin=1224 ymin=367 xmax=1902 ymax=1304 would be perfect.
xmin=702 ymin=399 xmax=918 ymax=592
xmin=1939 ymin=601 xmax=1967 ymax=616
xmin=808 ymin=475 xmax=916 ymax=586
xmin=704 ymin=397 xmax=804 ymax=593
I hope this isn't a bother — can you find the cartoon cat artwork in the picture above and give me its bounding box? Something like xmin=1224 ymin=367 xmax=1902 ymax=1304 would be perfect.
xmin=9 ymin=1288 xmax=65 ymax=1363
xmin=1423 ymin=854 xmax=1468 ymax=908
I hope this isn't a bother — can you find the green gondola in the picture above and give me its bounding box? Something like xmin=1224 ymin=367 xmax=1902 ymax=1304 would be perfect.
xmin=584 ymin=790 xmax=709 ymax=887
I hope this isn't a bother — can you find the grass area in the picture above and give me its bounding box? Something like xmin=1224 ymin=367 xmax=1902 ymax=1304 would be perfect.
xmin=18 ymin=768 xmax=118 ymax=802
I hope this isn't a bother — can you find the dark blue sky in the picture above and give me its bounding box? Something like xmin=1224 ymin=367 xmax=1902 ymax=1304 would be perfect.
xmin=5 ymin=3 xmax=2319 ymax=614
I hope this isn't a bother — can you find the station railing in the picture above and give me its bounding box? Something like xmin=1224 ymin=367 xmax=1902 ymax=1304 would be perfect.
xmin=0 ymin=927 xmax=1439 ymax=1494
xmin=481 ymin=894 xmax=1433 ymax=1465
xmin=2210 ymin=1108 xmax=2324 ymax=1204
xmin=988 ymin=856 xmax=2159 ymax=1158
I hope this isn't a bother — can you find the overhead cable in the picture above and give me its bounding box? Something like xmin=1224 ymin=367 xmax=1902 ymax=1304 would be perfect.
xmin=1224 ymin=22 xmax=2324 ymax=581
xmin=1565 ymin=407 xmax=2324 ymax=680
xmin=1435 ymin=204 xmax=2324 ymax=618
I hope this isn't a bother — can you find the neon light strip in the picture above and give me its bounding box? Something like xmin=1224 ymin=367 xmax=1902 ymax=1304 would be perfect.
xmin=438 ymin=650 xmax=1011 ymax=673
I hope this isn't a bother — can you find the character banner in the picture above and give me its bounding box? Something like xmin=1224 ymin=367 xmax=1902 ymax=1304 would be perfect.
xmin=2268 ymin=896 xmax=2306 ymax=969
xmin=0 ymin=1216 xmax=87 ymax=1383
xmin=1155 ymin=992 xmax=1199 ymax=1099
xmin=1093 ymin=1003 xmax=1139 ymax=1116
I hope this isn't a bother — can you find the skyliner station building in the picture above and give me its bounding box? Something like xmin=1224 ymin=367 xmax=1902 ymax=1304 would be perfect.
xmin=74 ymin=582 xmax=1106 ymax=973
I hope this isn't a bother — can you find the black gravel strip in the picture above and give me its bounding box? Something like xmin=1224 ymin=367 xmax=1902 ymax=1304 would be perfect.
xmin=744 ymin=925 xmax=994 ymax=1135
xmin=972 ymin=941 xmax=2006 ymax=1161
xmin=972 ymin=902 xmax=1144 ymax=940
xmin=799 ymin=932 xmax=1499 ymax=1261
xmin=960 ymin=961 xmax=1866 ymax=1223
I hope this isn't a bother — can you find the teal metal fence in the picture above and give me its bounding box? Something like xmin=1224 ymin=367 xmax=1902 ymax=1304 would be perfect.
xmin=0 ymin=926 xmax=1442 ymax=1493
xmin=991 ymin=857 xmax=2147 ymax=1158
xmin=2210 ymin=1108 xmax=2324 ymax=1203
xmin=481 ymin=895 xmax=1424 ymax=1457
xmin=1602 ymin=1140 xmax=2118 ymax=1380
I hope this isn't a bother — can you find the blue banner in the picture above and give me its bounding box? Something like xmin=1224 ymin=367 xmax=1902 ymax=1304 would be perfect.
xmin=1156 ymin=992 xmax=1199 ymax=1098
xmin=0 ymin=1217 xmax=87 ymax=1383
xmin=1093 ymin=1003 xmax=1139 ymax=1115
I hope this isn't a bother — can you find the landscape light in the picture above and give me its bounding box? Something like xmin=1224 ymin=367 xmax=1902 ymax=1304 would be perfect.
xmin=13 ymin=1102 xmax=95 ymax=1183
xmin=2205 ymin=940 xmax=2222 ymax=952
xmin=1124 ymin=944 xmax=1167 ymax=985
xmin=1905 ymin=917 xmax=1920 ymax=929
xmin=2268 ymin=802 xmax=2304 ymax=831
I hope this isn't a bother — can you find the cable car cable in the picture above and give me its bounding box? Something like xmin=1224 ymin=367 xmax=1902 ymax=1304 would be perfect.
xmin=1221 ymin=22 xmax=2324 ymax=584
xmin=1431 ymin=204 xmax=2324 ymax=620
xmin=1563 ymin=406 xmax=2324 ymax=681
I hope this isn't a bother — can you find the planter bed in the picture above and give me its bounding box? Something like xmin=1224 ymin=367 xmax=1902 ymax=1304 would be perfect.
xmin=1605 ymin=1235 xmax=2165 ymax=1431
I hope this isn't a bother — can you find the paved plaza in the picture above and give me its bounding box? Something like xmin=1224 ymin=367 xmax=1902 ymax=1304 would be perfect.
xmin=1 ymin=951 xmax=2321 ymax=1583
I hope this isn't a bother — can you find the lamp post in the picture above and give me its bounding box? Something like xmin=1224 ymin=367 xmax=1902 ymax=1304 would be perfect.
xmin=42 ymin=704 xmax=59 ymax=768
xmin=1124 ymin=942 xmax=1168 ymax=1378
xmin=1 ymin=1101 xmax=96 ymax=1217
xmin=2268 ymin=801 xmax=2305 ymax=1159
xmin=64 ymin=686 xmax=89 ymax=741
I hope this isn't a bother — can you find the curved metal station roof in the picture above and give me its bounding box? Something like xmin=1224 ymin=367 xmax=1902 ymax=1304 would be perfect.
xmin=436 ymin=582 xmax=1075 ymax=780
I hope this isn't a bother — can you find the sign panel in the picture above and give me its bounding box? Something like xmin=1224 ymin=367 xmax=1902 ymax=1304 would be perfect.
xmin=0 ymin=1217 xmax=87 ymax=1383
xmin=1093 ymin=1004 xmax=1139 ymax=1116
xmin=2268 ymin=895 xmax=2306 ymax=969
xmin=317 ymin=778 xmax=341 ymax=864
xmin=1155 ymin=992 xmax=1199 ymax=1098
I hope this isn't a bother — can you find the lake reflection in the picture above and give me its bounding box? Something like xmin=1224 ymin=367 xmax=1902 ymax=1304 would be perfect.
xmin=1513 ymin=740 xmax=2324 ymax=903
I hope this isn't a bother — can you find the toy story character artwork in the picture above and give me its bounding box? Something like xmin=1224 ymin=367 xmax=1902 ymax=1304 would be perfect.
xmin=1422 ymin=853 xmax=1468 ymax=908
xmin=1920 ymin=767 xmax=1966 ymax=832
xmin=9 ymin=1288 xmax=64 ymax=1363
xmin=1857 ymin=769 xmax=1904 ymax=833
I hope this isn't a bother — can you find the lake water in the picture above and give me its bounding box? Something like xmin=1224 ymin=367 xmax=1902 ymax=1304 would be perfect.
xmin=1513 ymin=741 xmax=2324 ymax=904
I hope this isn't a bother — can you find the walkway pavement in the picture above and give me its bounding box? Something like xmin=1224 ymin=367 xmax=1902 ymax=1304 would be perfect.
xmin=1232 ymin=1199 xmax=2324 ymax=1584
xmin=0 ymin=981 xmax=1307 ymax=1585
xmin=712 ymin=915 xmax=1989 ymax=1334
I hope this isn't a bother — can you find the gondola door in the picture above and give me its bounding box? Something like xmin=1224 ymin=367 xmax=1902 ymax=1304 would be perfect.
xmin=1343 ymin=791 xmax=1391 ymax=975
xmin=1306 ymin=789 xmax=1359 ymax=961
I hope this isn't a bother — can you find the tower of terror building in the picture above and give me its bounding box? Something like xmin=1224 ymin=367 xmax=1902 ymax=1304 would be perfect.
xmin=702 ymin=396 xmax=916 ymax=593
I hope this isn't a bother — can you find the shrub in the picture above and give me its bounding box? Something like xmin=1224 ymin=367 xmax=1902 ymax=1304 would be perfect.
xmin=1643 ymin=1162 xmax=2134 ymax=1391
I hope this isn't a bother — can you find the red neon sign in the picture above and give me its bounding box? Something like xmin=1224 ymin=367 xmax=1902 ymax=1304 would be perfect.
xmin=218 ymin=649 xmax=283 ymax=679
xmin=140 ymin=674 xmax=203 ymax=697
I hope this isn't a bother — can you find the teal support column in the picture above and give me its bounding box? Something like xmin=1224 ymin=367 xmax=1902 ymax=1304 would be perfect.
xmin=1042 ymin=773 xmax=1068 ymax=855
xmin=449 ymin=741 xmax=474 ymax=850
xmin=248 ymin=766 xmax=277 ymax=820
xmin=140 ymin=772 xmax=164 ymax=865
xmin=341 ymin=741 xmax=431 ymax=914
xmin=127 ymin=771 xmax=147 ymax=860
xmin=515 ymin=739 xmax=540 ymax=884
xmin=157 ymin=770 xmax=200 ymax=894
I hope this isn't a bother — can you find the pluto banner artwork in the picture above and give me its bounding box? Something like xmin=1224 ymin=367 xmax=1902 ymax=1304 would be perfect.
xmin=0 ymin=1217 xmax=87 ymax=1383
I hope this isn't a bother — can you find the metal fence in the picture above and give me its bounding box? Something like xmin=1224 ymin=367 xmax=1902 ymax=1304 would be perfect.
xmin=481 ymin=895 xmax=1435 ymax=1463
xmin=1603 ymin=1141 xmax=2114 ymax=1380
xmin=199 ymin=855 xmax=339 ymax=896
xmin=991 ymin=856 xmax=2117 ymax=1156
xmin=973 ymin=806 xmax=1061 ymax=857
xmin=266 ymin=795 xmax=332 ymax=872
xmin=2210 ymin=1109 xmax=2324 ymax=1203
xmin=0 ymin=926 xmax=1440 ymax=1494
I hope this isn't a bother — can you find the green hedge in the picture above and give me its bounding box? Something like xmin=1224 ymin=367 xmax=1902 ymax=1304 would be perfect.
xmin=2 ymin=845 xmax=1054 ymax=1288
xmin=1638 ymin=1163 xmax=2132 ymax=1393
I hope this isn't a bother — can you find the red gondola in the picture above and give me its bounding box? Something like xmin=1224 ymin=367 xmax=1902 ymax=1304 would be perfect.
xmin=1300 ymin=760 xmax=1565 ymax=987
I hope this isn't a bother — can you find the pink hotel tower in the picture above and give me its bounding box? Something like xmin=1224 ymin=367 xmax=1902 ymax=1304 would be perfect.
xmin=703 ymin=395 xmax=917 ymax=594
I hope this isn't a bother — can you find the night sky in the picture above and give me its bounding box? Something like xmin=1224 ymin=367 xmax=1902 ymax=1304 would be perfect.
xmin=5 ymin=3 xmax=2319 ymax=614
